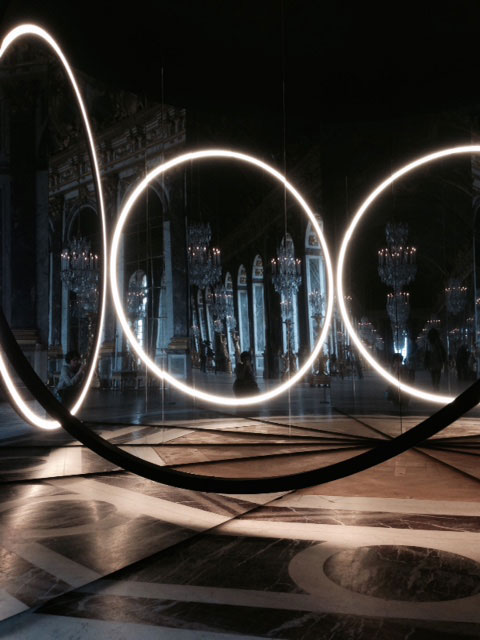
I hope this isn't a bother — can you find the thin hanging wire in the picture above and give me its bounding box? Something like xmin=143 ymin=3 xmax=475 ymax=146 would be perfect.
xmin=391 ymin=177 xmax=405 ymax=434
xmin=279 ymin=0 xmax=293 ymax=432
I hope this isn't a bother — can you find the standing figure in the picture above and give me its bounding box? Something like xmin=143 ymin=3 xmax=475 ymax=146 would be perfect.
xmin=205 ymin=340 xmax=215 ymax=370
xmin=455 ymin=344 xmax=469 ymax=382
xmin=199 ymin=341 xmax=207 ymax=372
xmin=386 ymin=352 xmax=409 ymax=407
xmin=424 ymin=328 xmax=446 ymax=391
xmin=54 ymin=350 xmax=85 ymax=407
xmin=233 ymin=351 xmax=259 ymax=397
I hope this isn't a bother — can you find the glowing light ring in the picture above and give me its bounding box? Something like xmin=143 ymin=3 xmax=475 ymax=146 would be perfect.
xmin=111 ymin=149 xmax=334 ymax=406
xmin=0 ymin=25 xmax=108 ymax=429
xmin=3 ymin=301 xmax=480 ymax=493
xmin=338 ymin=145 xmax=480 ymax=405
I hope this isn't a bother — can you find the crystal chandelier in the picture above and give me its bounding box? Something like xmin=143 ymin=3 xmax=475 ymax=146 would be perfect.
xmin=358 ymin=316 xmax=376 ymax=345
xmin=212 ymin=284 xmax=229 ymax=321
xmin=271 ymin=240 xmax=301 ymax=366
xmin=418 ymin=316 xmax=441 ymax=344
xmin=61 ymin=236 xmax=99 ymax=314
xmin=226 ymin=313 xmax=237 ymax=332
xmin=378 ymin=223 xmax=417 ymax=293
xmin=272 ymin=243 xmax=302 ymax=301
xmin=387 ymin=291 xmax=410 ymax=330
xmin=280 ymin=297 xmax=294 ymax=321
xmin=213 ymin=318 xmax=224 ymax=333
xmin=308 ymin=289 xmax=324 ymax=318
xmin=187 ymin=223 xmax=221 ymax=289
xmin=191 ymin=322 xmax=200 ymax=339
xmin=127 ymin=274 xmax=148 ymax=318
xmin=210 ymin=284 xmax=237 ymax=334
xmin=445 ymin=278 xmax=467 ymax=315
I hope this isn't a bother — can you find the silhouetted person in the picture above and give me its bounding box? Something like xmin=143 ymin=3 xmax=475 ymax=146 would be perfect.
xmin=456 ymin=344 xmax=469 ymax=382
xmin=199 ymin=341 xmax=207 ymax=372
xmin=424 ymin=328 xmax=446 ymax=391
xmin=233 ymin=351 xmax=259 ymax=397
xmin=54 ymin=350 xmax=85 ymax=407
xmin=386 ymin=352 xmax=409 ymax=407
xmin=205 ymin=340 xmax=215 ymax=370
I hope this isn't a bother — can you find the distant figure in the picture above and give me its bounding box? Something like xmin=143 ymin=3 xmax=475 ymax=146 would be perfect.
xmin=455 ymin=344 xmax=469 ymax=382
xmin=405 ymin=340 xmax=417 ymax=382
xmin=424 ymin=328 xmax=446 ymax=391
xmin=233 ymin=351 xmax=259 ymax=397
xmin=468 ymin=348 xmax=477 ymax=381
xmin=199 ymin=341 xmax=207 ymax=372
xmin=329 ymin=353 xmax=337 ymax=375
xmin=354 ymin=352 xmax=363 ymax=379
xmin=55 ymin=350 xmax=85 ymax=407
xmin=205 ymin=340 xmax=215 ymax=370
xmin=386 ymin=352 xmax=409 ymax=407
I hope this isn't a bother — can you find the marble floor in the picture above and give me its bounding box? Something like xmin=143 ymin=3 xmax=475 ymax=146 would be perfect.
xmin=0 ymin=398 xmax=479 ymax=638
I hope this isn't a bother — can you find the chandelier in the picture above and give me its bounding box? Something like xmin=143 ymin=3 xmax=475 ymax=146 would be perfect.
xmin=211 ymin=285 xmax=228 ymax=320
xmin=127 ymin=273 xmax=148 ymax=318
xmin=225 ymin=289 xmax=237 ymax=332
xmin=358 ymin=316 xmax=376 ymax=345
xmin=378 ymin=222 xmax=417 ymax=293
xmin=191 ymin=323 xmax=200 ymax=339
xmin=280 ymin=297 xmax=294 ymax=321
xmin=308 ymin=289 xmax=324 ymax=318
xmin=387 ymin=291 xmax=410 ymax=329
xmin=272 ymin=243 xmax=302 ymax=302
xmin=213 ymin=284 xmax=236 ymax=329
xmin=226 ymin=313 xmax=237 ymax=332
xmin=187 ymin=223 xmax=221 ymax=289
xmin=445 ymin=278 xmax=467 ymax=315
xmin=61 ymin=236 xmax=99 ymax=314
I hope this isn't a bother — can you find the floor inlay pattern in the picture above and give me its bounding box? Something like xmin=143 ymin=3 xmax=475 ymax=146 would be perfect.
xmin=1 ymin=415 xmax=480 ymax=638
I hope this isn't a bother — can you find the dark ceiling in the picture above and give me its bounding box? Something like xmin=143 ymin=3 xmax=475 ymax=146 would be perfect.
xmin=2 ymin=0 xmax=480 ymax=125
xmin=2 ymin=1 xmax=479 ymax=320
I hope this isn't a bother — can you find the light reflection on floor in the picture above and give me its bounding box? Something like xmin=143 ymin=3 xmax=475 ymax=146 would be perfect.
xmin=0 ymin=385 xmax=479 ymax=638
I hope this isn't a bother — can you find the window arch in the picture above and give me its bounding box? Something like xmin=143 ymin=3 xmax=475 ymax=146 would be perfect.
xmin=252 ymin=255 xmax=266 ymax=374
xmin=237 ymin=265 xmax=250 ymax=352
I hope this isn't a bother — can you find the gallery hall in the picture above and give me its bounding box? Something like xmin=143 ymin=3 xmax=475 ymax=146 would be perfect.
xmin=0 ymin=2 xmax=480 ymax=638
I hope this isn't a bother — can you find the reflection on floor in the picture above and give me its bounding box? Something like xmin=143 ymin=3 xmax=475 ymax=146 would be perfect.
xmin=0 ymin=406 xmax=479 ymax=638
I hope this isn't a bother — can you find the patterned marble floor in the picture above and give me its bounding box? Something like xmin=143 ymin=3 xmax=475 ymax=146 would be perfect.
xmin=0 ymin=410 xmax=479 ymax=638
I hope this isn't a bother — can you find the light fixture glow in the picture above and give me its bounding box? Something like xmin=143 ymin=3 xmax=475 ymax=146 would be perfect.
xmin=337 ymin=145 xmax=480 ymax=405
xmin=111 ymin=149 xmax=334 ymax=406
xmin=0 ymin=25 xmax=107 ymax=429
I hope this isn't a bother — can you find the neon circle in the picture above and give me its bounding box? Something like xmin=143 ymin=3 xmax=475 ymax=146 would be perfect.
xmin=337 ymin=145 xmax=480 ymax=405
xmin=111 ymin=149 xmax=334 ymax=406
xmin=0 ymin=25 xmax=108 ymax=429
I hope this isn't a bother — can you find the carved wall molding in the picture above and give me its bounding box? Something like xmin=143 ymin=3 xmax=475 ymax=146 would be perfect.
xmin=49 ymin=102 xmax=186 ymax=195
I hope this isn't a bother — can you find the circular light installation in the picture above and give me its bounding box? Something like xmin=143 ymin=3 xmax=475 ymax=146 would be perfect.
xmin=3 ymin=300 xmax=480 ymax=492
xmin=0 ymin=25 xmax=107 ymax=429
xmin=111 ymin=149 xmax=334 ymax=406
xmin=337 ymin=145 xmax=480 ymax=405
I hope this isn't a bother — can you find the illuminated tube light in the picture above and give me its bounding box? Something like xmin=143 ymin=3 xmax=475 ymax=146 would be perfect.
xmin=337 ymin=145 xmax=480 ymax=405
xmin=0 ymin=25 xmax=107 ymax=429
xmin=111 ymin=149 xmax=334 ymax=406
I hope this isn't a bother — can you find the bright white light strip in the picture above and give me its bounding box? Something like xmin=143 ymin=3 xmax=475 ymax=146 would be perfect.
xmin=338 ymin=145 xmax=480 ymax=405
xmin=0 ymin=25 xmax=107 ymax=429
xmin=111 ymin=149 xmax=334 ymax=406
